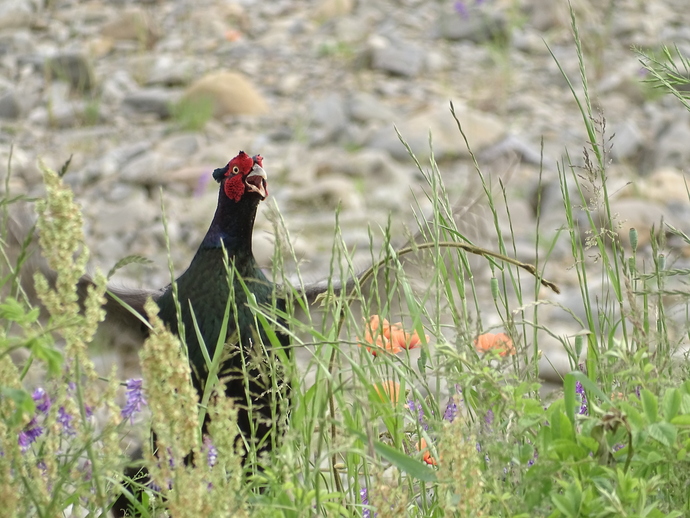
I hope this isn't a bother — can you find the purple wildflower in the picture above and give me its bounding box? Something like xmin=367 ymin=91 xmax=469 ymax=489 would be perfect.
xmin=407 ymin=400 xmax=429 ymax=430
xmin=57 ymin=406 xmax=75 ymax=435
xmin=484 ymin=409 xmax=494 ymax=426
xmin=121 ymin=379 xmax=147 ymax=424
xmin=83 ymin=460 xmax=92 ymax=481
xmin=613 ymin=443 xmax=625 ymax=452
xmin=18 ymin=418 xmax=43 ymax=451
xmin=195 ymin=172 xmax=212 ymax=197
xmin=204 ymin=436 xmax=218 ymax=467
xmin=443 ymin=397 xmax=457 ymax=422
xmin=32 ymin=388 xmax=51 ymax=414
xmin=453 ymin=1 xmax=469 ymax=18
xmin=360 ymin=488 xmax=371 ymax=518
xmin=575 ymin=381 xmax=588 ymax=415
xmin=527 ymin=449 xmax=538 ymax=467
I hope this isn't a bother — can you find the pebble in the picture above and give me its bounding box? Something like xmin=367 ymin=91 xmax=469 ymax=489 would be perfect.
xmin=348 ymin=92 xmax=396 ymax=123
xmin=644 ymin=168 xmax=690 ymax=204
xmin=0 ymin=1 xmax=33 ymax=30
xmin=46 ymin=52 xmax=95 ymax=92
xmin=610 ymin=119 xmax=644 ymax=161
xmin=0 ymin=88 xmax=20 ymax=118
xmin=122 ymin=88 xmax=181 ymax=119
xmin=99 ymin=7 xmax=158 ymax=48
xmin=312 ymin=0 xmax=355 ymax=21
xmin=308 ymin=93 xmax=348 ymax=145
xmin=368 ymin=103 xmax=506 ymax=161
xmin=434 ymin=4 xmax=507 ymax=43
xmin=368 ymin=34 xmax=425 ymax=77
xmin=120 ymin=151 xmax=185 ymax=186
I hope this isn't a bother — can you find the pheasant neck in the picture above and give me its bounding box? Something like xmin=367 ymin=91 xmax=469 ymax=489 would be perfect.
xmin=200 ymin=189 xmax=259 ymax=259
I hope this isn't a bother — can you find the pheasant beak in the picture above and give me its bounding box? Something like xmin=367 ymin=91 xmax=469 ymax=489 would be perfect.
xmin=245 ymin=164 xmax=268 ymax=199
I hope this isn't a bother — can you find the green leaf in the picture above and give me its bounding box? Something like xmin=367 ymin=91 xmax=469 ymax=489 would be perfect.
xmin=645 ymin=450 xmax=664 ymax=464
xmin=349 ymin=429 xmax=437 ymax=482
xmin=548 ymin=401 xmax=574 ymax=441
xmin=670 ymin=415 xmax=690 ymax=426
xmin=679 ymin=393 xmax=690 ymax=414
xmin=641 ymin=389 xmax=658 ymax=423
xmin=662 ymin=388 xmax=682 ymax=421
xmin=0 ymin=298 xmax=22 ymax=320
xmin=647 ymin=422 xmax=676 ymax=447
xmin=682 ymin=380 xmax=690 ymax=396
xmin=564 ymin=373 xmax=576 ymax=427
xmin=551 ymin=481 xmax=582 ymax=518
xmin=1 ymin=387 xmax=36 ymax=426
xmin=30 ymin=338 xmax=63 ymax=375
xmin=620 ymin=401 xmax=645 ymax=428
xmin=550 ymin=439 xmax=588 ymax=461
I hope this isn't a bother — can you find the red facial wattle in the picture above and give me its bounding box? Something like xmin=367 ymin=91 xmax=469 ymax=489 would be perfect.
xmin=224 ymin=173 xmax=246 ymax=202
xmin=222 ymin=152 xmax=268 ymax=202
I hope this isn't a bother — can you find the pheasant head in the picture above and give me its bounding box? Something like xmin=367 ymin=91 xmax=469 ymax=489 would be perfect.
xmin=212 ymin=151 xmax=267 ymax=202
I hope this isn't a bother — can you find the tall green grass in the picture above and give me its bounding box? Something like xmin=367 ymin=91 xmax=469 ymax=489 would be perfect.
xmin=2 ymin=6 xmax=690 ymax=517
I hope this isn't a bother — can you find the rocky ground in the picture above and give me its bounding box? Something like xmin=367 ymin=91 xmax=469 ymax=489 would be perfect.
xmin=3 ymin=0 xmax=690 ymax=382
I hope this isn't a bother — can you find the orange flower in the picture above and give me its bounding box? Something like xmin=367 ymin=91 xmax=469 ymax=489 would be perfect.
xmin=474 ymin=332 xmax=515 ymax=357
xmin=374 ymin=380 xmax=401 ymax=404
xmin=417 ymin=438 xmax=437 ymax=466
xmin=224 ymin=29 xmax=242 ymax=42
xmin=360 ymin=315 xmax=428 ymax=356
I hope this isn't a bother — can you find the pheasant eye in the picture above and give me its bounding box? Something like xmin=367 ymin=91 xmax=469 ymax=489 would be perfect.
xmin=232 ymin=166 xmax=239 ymax=174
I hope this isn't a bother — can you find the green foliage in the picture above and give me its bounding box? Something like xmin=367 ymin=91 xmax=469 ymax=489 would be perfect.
xmin=170 ymin=96 xmax=214 ymax=131
xmin=2 ymin=4 xmax=690 ymax=517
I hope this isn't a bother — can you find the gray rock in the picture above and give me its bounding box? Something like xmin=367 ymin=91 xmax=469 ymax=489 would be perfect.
xmin=348 ymin=92 xmax=395 ymax=123
xmin=101 ymin=69 xmax=139 ymax=104
xmin=28 ymin=102 xmax=84 ymax=128
xmin=0 ymin=0 xmax=33 ymax=30
xmin=157 ymin=134 xmax=199 ymax=157
xmin=0 ymin=89 xmax=21 ymax=119
xmin=312 ymin=0 xmax=354 ymax=20
xmin=145 ymin=56 xmax=196 ymax=86
xmin=100 ymin=7 xmax=159 ymax=48
xmin=425 ymin=49 xmax=451 ymax=73
xmin=97 ymin=234 xmax=127 ymax=263
xmin=120 ymin=151 xmax=185 ymax=185
xmin=87 ymin=189 xmax=157 ymax=237
xmin=654 ymin=118 xmax=690 ymax=169
xmin=285 ymin=174 xmax=362 ymax=210
xmin=46 ymin=52 xmax=95 ymax=92
xmin=479 ymin=135 xmax=549 ymax=166
xmin=589 ymin=198 xmax=667 ymax=249
xmin=643 ymin=168 xmax=690 ymax=205
xmin=434 ymin=7 xmax=506 ymax=43
xmin=368 ymin=104 xmax=506 ymax=161
xmin=75 ymin=141 xmax=151 ymax=183
xmin=610 ymin=120 xmax=644 ymax=161
xmin=309 ymin=93 xmax=348 ymax=145
xmin=122 ymin=88 xmax=181 ymax=118
xmin=368 ymin=35 xmax=424 ymax=77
